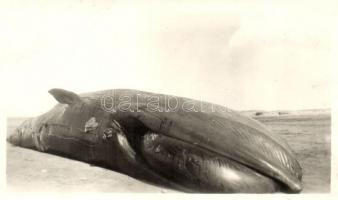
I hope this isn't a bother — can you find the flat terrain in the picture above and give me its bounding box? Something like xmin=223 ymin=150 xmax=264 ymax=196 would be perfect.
xmin=6 ymin=111 xmax=331 ymax=193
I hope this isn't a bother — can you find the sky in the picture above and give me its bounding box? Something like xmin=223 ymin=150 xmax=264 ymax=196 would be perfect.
xmin=0 ymin=0 xmax=336 ymax=117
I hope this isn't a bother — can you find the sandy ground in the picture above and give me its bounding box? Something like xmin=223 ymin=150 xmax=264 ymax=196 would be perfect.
xmin=6 ymin=112 xmax=331 ymax=193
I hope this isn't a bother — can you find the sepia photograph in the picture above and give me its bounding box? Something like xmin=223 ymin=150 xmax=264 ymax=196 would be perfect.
xmin=1 ymin=0 xmax=337 ymax=197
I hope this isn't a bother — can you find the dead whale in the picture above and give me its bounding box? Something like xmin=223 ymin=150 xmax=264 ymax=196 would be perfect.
xmin=7 ymin=88 xmax=302 ymax=193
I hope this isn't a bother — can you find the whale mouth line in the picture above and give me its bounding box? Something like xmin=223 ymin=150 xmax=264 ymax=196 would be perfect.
xmin=144 ymin=131 xmax=265 ymax=173
xmin=153 ymin=132 xmax=243 ymax=165
xmin=135 ymin=131 xmax=286 ymax=193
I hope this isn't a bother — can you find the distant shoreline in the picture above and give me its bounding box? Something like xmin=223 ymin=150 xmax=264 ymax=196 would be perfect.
xmin=240 ymin=108 xmax=330 ymax=118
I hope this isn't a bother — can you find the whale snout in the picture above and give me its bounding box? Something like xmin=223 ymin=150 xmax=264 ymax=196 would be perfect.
xmin=128 ymin=109 xmax=303 ymax=193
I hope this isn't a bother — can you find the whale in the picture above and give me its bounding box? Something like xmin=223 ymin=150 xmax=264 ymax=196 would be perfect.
xmin=7 ymin=88 xmax=302 ymax=193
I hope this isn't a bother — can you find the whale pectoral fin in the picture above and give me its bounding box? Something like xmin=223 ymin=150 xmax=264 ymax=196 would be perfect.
xmin=48 ymin=88 xmax=81 ymax=105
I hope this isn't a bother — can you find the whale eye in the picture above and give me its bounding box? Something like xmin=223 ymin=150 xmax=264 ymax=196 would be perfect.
xmin=103 ymin=128 xmax=113 ymax=139
xmin=102 ymin=120 xmax=124 ymax=140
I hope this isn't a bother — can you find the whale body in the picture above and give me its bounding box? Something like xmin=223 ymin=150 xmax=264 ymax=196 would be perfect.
xmin=7 ymin=88 xmax=302 ymax=193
